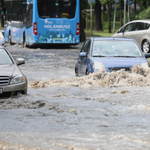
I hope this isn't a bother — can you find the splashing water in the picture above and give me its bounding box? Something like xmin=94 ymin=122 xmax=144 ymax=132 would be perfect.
xmin=29 ymin=65 xmax=150 ymax=88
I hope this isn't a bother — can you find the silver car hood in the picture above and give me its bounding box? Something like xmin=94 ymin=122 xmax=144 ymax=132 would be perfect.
xmin=0 ymin=65 xmax=15 ymax=76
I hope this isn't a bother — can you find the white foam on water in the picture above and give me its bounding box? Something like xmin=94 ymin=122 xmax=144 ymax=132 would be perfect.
xmin=28 ymin=65 xmax=150 ymax=88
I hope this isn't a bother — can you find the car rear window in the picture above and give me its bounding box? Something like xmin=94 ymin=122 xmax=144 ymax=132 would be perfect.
xmin=0 ymin=49 xmax=13 ymax=65
xmin=145 ymin=23 xmax=150 ymax=29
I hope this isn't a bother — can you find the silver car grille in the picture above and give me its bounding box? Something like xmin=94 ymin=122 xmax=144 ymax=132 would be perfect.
xmin=0 ymin=76 xmax=10 ymax=86
xmin=108 ymin=68 xmax=131 ymax=72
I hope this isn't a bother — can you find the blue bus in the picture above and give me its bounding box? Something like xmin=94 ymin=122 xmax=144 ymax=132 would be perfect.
xmin=4 ymin=0 xmax=80 ymax=47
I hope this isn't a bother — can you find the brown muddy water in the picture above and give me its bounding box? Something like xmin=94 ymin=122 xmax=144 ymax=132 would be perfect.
xmin=0 ymin=44 xmax=150 ymax=150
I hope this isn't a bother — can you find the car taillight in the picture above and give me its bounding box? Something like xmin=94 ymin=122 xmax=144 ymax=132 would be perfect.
xmin=33 ymin=22 xmax=38 ymax=35
xmin=76 ymin=23 xmax=80 ymax=35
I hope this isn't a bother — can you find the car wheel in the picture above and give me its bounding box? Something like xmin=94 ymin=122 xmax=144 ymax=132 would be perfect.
xmin=142 ymin=40 xmax=150 ymax=53
xmin=24 ymin=89 xmax=27 ymax=95
xmin=85 ymin=69 xmax=88 ymax=75
xmin=75 ymin=68 xmax=78 ymax=77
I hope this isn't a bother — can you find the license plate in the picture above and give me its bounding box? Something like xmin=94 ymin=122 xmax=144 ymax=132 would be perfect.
xmin=0 ymin=88 xmax=3 ymax=94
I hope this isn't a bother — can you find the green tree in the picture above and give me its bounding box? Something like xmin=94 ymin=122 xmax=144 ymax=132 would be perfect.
xmin=1 ymin=0 xmax=4 ymax=27
xmin=139 ymin=6 xmax=150 ymax=19
xmin=80 ymin=0 xmax=89 ymax=41
xmin=94 ymin=0 xmax=103 ymax=31
xmin=101 ymin=0 xmax=113 ymax=33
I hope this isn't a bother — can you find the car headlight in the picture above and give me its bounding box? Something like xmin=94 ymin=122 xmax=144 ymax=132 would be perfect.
xmin=10 ymin=75 xmax=25 ymax=85
xmin=93 ymin=62 xmax=106 ymax=72
xmin=141 ymin=63 xmax=149 ymax=69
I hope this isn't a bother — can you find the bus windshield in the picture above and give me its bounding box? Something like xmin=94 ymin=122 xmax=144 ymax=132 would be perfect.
xmin=37 ymin=0 xmax=76 ymax=19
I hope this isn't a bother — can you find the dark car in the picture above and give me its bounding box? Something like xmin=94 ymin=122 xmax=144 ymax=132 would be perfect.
xmin=0 ymin=46 xmax=27 ymax=98
xmin=75 ymin=37 xmax=150 ymax=76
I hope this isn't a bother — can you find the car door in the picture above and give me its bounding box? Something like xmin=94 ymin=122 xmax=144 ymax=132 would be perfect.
xmin=123 ymin=23 xmax=135 ymax=39
xmin=78 ymin=39 xmax=91 ymax=76
xmin=130 ymin=22 xmax=145 ymax=46
xmin=113 ymin=26 xmax=125 ymax=37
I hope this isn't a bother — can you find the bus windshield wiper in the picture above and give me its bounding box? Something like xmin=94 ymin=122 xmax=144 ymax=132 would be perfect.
xmin=41 ymin=16 xmax=50 ymax=19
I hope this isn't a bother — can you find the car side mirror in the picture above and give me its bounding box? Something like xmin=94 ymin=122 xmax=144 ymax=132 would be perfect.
xmin=79 ymin=52 xmax=87 ymax=57
xmin=16 ymin=58 xmax=25 ymax=65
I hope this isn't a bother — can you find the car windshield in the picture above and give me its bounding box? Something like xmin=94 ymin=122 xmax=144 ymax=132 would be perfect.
xmin=0 ymin=48 xmax=13 ymax=65
xmin=92 ymin=40 xmax=143 ymax=57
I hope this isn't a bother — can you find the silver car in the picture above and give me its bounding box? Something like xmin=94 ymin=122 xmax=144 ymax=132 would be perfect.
xmin=0 ymin=46 xmax=27 ymax=98
xmin=112 ymin=20 xmax=150 ymax=53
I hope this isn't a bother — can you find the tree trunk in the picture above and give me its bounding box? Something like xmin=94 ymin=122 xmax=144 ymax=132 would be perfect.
xmin=120 ymin=0 xmax=123 ymax=27
xmin=1 ymin=0 xmax=4 ymax=28
xmin=134 ymin=0 xmax=136 ymax=11
xmin=143 ymin=1 xmax=147 ymax=9
xmin=80 ymin=0 xmax=86 ymax=42
xmin=103 ymin=5 xmax=107 ymax=21
xmin=108 ymin=3 xmax=111 ymax=33
xmin=95 ymin=0 xmax=103 ymax=31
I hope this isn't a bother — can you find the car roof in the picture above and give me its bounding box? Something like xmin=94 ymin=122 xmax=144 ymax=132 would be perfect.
xmin=88 ymin=37 xmax=135 ymax=41
xmin=125 ymin=19 xmax=150 ymax=24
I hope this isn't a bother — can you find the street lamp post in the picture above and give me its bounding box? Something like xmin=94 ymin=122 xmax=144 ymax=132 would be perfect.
xmin=88 ymin=0 xmax=95 ymax=37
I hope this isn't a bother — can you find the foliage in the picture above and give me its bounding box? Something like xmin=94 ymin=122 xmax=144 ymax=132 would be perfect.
xmin=81 ymin=0 xmax=89 ymax=10
xmin=135 ymin=0 xmax=150 ymax=10
xmin=139 ymin=6 xmax=150 ymax=19
xmin=100 ymin=0 xmax=113 ymax=5
xmin=81 ymin=0 xmax=90 ymax=20
xmin=81 ymin=0 xmax=150 ymax=35
xmin=84 ymin=21 xmax=120 ymax=37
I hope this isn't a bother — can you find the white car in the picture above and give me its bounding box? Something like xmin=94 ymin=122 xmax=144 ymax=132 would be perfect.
xmin=0 ymin=30 xmax=4 ymax=46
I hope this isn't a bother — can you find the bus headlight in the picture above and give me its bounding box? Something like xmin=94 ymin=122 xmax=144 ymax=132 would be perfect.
xmin=93 ymin=62 xmax=106 ymax=72
xmin=141 ymin=63 xmax=149 ymax=69
xmin=10 ymin=75 xmax=25 ymax=85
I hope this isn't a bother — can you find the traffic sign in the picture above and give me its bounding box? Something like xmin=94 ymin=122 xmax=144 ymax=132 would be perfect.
xmin=126 ymin=0 xmax=133 ymax=5
xmin=88 ymin=0 xmax=95 ymax=3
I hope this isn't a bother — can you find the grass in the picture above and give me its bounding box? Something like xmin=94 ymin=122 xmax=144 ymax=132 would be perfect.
xmin=84 ymin=29 xmax=113 ymax=37
xmin=0 ymin=23 xmax=4 ymax=30
xmin=85 ymin=21 xmax=121 ymax=38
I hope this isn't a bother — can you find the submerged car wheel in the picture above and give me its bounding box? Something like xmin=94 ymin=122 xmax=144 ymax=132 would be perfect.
xmin=75 ymin=68 xmax=78 ymax=77
xmin=142 ymin=40 xmax=150 ymax=53
xmin=85 ymin=69 xmax=88 ymax=75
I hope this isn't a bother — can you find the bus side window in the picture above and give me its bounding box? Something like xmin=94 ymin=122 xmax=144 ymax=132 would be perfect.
xmin=26 ymin=4 xmax=33 ymax=28
xmin=22 ymin=4 xmax=27 ymax=23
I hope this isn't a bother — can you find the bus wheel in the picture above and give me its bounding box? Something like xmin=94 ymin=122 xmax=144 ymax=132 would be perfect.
xmin=23 ymin=35 xmax=26 ymax=48
xmin=9 ymin=35 xmax=12 ymax=45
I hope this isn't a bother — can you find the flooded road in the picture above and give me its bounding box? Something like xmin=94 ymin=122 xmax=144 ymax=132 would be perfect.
xmin=1 ymin=44 xmax=150 ymax=150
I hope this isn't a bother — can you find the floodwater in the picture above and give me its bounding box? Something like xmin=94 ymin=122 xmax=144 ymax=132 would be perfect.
xmin=1 ymin=44 xmax=150 ymax=150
